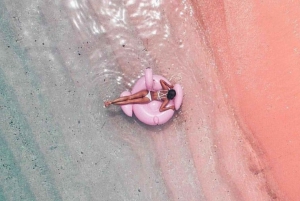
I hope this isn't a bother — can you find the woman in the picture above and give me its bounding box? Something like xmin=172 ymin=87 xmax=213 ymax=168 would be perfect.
xmin=104 ymin=79 xmax=176 ymax=112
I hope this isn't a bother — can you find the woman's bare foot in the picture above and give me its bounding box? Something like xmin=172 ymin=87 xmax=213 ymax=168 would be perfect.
xmin=104 ymin=101 xmax=111 ymax=107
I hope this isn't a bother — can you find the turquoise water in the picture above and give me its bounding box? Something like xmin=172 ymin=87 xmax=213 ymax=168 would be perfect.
xmin=0 ymin=0 xmax=174 ymax=200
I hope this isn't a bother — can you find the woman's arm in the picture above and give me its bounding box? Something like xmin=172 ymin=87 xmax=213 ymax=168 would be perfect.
xmin=159 ymin=99 xmax=175 ymax=112
xmin=160 ymin=79 xmax=174 ymax=90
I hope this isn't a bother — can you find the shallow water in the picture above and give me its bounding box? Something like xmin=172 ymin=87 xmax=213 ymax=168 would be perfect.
xmin=0 ymin=1 xmax=189 ymax=200
xmin=1 ymin=0 xmax=300 ymax=200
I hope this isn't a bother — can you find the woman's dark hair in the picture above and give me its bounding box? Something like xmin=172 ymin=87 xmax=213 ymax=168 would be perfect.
xmin=167 ymin=89 xmax=176 ymax=100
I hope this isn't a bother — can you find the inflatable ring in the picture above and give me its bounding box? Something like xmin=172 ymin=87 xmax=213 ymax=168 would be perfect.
xmin=121 ymin=68 xmax=183 ymax=125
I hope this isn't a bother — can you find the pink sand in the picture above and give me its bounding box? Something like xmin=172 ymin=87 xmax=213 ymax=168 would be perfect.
xmin=146 ymin=0 xmax=299 ymax=200
xmin=65 ymin=0 xmax=300 ymax=200
xmin=122 ymin=0 xmax=279 ymax=200
xmin=189 ymin=0 xmax=300 ymax=200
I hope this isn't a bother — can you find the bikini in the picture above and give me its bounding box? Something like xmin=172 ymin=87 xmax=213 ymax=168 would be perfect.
xmin=157 ymin=90 xmax=168 ymax=101
xmin=145 ymin=90 xmax=168 ymax=101
xmin=145 ymin=91 xmax=152 ymax=101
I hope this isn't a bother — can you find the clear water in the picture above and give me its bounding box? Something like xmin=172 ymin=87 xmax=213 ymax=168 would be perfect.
xmin=0 ymin=0 xmax=189 ymax=200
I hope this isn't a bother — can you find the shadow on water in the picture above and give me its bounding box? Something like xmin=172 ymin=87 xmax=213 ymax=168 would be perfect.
xmin=105 ymin=103 xmax=180 ymax=132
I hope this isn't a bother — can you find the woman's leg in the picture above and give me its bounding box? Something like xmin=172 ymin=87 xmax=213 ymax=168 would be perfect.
xmin=113 ymin=97 xmax=150 ymax=105
xmin=105 ymin=90 xmax=148 ymax=107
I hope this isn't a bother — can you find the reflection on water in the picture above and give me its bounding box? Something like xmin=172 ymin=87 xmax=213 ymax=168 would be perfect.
xmin=66 ymin=0 xmax=170 ymax=87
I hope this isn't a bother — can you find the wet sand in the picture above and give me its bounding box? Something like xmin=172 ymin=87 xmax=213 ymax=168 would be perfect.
xmin=0 ymin=0 xmax=299 ymax=200
xmin=192 ymin=1 xmax=300 ymax=200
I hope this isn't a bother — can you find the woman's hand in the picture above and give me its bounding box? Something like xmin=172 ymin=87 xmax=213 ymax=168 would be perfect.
xmin=160 ymin=79 xmax=173 ymax=89
xmin=159 ymin=102 xmax=175 ymax=112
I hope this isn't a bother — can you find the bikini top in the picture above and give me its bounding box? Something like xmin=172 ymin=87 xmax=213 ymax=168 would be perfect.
xmin=157 ymin=90 xmax=168 ymax=100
